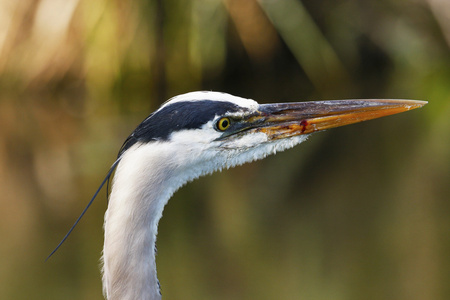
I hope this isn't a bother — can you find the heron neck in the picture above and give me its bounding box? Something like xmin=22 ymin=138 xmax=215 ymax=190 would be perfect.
xmin=102 ymin=146 xmax=182 ymax=300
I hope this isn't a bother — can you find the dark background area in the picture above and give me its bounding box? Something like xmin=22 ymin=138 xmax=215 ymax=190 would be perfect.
xmin=0 ymin=0 xmax=449 ymax=299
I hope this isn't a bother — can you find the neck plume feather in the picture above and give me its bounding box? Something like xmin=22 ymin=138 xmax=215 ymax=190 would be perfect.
xmin=102 ymin=144 xmax=183 ymax=300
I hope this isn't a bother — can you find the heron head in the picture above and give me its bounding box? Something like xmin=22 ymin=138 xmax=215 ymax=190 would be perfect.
xmin=118 ymin=91 xmax=426 ymax=180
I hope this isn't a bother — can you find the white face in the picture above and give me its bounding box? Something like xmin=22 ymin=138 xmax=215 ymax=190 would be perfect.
xmin=160 ymin=91 xmax=273 ymax=156
xmin=167 ymin=113 xmax=308 ymax=178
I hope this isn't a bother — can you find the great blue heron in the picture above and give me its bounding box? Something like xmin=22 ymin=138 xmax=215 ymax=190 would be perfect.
xmin=49 ymin=91 xmax=426 ymax=300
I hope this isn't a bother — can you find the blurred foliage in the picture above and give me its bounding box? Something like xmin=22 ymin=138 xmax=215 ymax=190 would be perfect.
xmin=0 ymin=0 xmax=449 ymax=299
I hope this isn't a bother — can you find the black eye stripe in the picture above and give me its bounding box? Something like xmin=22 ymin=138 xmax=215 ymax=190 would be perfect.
xmin=119 ymin=100 xmax=245 ymax=156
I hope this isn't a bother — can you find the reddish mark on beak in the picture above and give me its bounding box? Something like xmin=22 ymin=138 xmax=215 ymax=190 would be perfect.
xmin=300 ymin=120 xmax=308 ymax=133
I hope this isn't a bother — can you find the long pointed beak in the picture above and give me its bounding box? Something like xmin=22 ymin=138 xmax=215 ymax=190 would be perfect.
xmin=252 ymin=99 xmax=427 ymax=140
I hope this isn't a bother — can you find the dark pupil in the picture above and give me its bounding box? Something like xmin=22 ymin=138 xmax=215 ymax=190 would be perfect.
xmin=221 ymin=119 xmax=229 ymax=128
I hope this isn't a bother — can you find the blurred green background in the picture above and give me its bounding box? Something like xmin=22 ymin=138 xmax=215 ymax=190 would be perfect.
xmin=0 ymin=0 xmax=449 ymax=299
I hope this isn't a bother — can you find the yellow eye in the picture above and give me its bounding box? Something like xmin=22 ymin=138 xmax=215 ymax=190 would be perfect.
xmin=216 ymin=117 xmax=231 ymax=131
